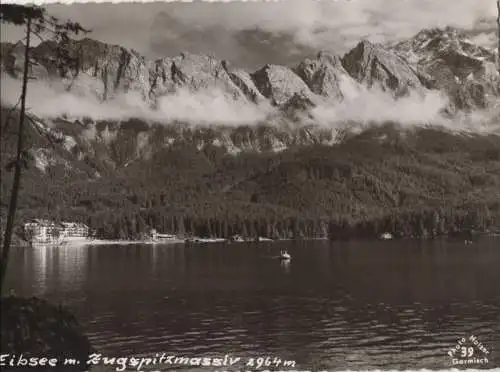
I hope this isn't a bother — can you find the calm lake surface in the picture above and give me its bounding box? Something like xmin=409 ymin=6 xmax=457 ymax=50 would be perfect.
xmin=5 ymin=238 xmax=500 ymax=371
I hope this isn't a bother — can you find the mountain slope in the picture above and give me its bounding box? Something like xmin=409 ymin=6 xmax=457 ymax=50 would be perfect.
xmin=2 ymin=109 xmax=500 ymax=240
xmin=393 ymin=27 xmax=500 ymax=111
xmin=2 ymin=26 xmax=498 ymax=119
xmin=1 ymin=26 xmax=500 ymax=240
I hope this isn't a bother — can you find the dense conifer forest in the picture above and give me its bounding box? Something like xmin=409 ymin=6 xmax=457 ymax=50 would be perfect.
xmin=2 ymin=111 xmax=499 ymax=241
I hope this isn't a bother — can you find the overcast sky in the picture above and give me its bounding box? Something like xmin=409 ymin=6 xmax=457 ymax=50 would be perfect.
xmin=1 ymin=0 xmax=498 ymax=69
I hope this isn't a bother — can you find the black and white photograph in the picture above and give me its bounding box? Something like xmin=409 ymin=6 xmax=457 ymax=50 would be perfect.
xmin=1 ymin=0 xmax=500 ymax=371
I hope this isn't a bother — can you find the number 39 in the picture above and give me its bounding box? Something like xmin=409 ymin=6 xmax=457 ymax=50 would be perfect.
xmin=460 ymin=347 xmax=474 ymax=357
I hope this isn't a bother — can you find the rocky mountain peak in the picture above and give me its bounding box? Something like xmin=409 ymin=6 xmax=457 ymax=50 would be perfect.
xmin=394 ymin=27 xmax=495 ymax=65
xmin=294 ymin=50 xmax=355 ymax=102
xmin=1 ymin=41 xmax=28 ymax=77
xmin=341 ymin=39 xmax=425 ymax=97
xmin=1 ymin=25 xmax=499 ymax=126
xmin=250 ymin=63 xmax=317 ymax=107
xmin=316 ymin=51 xmax=343 ymax=67
xmin=393 ymin=27 xmax=500 ymax=111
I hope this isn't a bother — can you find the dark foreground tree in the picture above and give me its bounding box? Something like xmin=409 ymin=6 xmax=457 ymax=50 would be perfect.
xmin=497 ymin=0 xmax=500 ymax=75
xmin=0 ymin=4 xmax=89 ymax=293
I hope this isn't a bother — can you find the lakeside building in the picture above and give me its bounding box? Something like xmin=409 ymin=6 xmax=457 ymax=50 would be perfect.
xmin=148 ymin=229 xmax=179 ymax=241
xmin=23 ymin=219 xmax=90 ymax=245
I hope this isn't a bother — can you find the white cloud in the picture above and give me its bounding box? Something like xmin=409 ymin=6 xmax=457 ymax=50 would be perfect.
xmin=2 ymin=70 xmax=498 ymax=134
xmin=469 ymin=31 xmax=498 ymax=50
xmin=0 ymin=73 xmax=274 ymax=126
xmin=154 ymin=88 xmax=273 ymax=126
xmin=144 ymin=0 xmax=498 ymax=51
xmin=311 ymin=82 xmax=450 ymax=128
xmin=1 ymin=0 xmax=496 ymax=61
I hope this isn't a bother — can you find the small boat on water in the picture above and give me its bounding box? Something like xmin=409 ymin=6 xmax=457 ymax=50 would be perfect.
xmin=278 ymin=250 xmax=291 ymax=260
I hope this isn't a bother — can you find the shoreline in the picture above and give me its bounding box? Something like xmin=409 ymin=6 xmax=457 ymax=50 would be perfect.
xmin=89 ymin=239 xmax=185 ymax=245
xmin=17 ymin=234 xmax=499 ymax=248
xmin=27 ymin=238 xmax=187 ymax=247
xmin=24 ymin=237 xmax=324 ymax=247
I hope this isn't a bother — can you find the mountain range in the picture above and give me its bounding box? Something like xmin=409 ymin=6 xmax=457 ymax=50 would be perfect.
xmin=1 ymin=25 xmax=500 ymax=239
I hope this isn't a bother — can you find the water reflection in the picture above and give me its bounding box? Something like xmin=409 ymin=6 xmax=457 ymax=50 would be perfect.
xmin=150 ymin=243 xmax=186 ymax=277
xmin=31 ymin=245 xmax=50 ymax=295
xmin=5 ymin=238 xmax=500 ymax=370
xmin=31 ymin=244 xmax=88 ymax=295
xmin=280 ymin=259 xmax=291 ymax=273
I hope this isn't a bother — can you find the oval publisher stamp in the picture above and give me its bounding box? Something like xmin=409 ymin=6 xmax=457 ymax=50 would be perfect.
xmin=447 ymin=334 xmax=491 ymax=366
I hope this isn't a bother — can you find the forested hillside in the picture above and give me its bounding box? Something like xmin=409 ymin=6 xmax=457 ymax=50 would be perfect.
xmin=2 ymin=110 xmax=499 ymax=240
xmin=1 ymin=22 xmax=500 ymax=241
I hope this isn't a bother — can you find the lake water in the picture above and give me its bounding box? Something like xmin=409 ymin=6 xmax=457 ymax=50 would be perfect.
xmin=5 ymin=238 xmax=500 ymax=371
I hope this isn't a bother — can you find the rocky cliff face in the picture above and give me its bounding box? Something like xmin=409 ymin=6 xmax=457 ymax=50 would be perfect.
xmin=3 ymin=26 xmax=497 ymax=115
xmin=393 ymin=27 xmax=500 ymax=111
xmin=295 ymin=51 xmax=356 ymax=101
xmin=1 ymin=112 xmax=340 ymax=178
xmin=342 ymin=40 xmax=430 ymax=97
xmin=1 ymin=26 xmax=499 ymax=166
